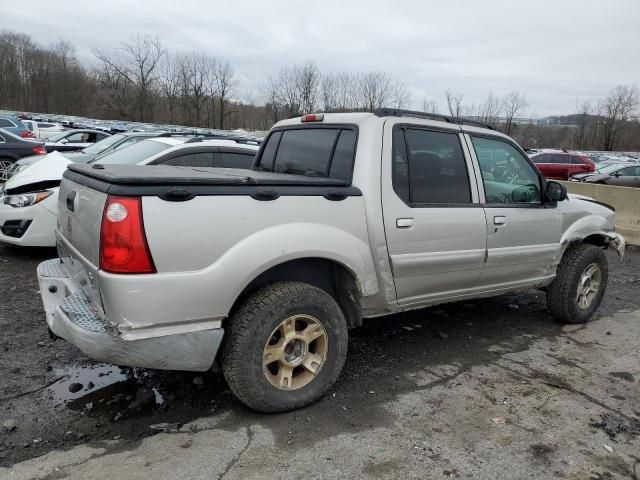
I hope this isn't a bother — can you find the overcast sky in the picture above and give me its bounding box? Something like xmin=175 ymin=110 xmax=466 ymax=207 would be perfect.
xmin=4 ymin=0 xmax=639 ymax=116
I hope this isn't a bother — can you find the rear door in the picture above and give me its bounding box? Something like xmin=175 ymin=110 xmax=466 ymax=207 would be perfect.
xmin=382 ymin=122 xmax=487 ymax=306
xmin=466 ymin=134 xmax=562 ymax=288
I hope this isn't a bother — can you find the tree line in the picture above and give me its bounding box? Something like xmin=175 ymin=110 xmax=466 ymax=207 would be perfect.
xmin=0 ymin=30 xmax=638 ymax=150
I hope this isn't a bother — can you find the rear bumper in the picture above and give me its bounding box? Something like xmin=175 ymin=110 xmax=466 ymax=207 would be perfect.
xmin=37 ymin=259 xmax=222 ymax=371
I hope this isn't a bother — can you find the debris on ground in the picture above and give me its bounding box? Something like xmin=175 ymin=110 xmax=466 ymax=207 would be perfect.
xmin=149 ymin=423 xmax=181 ymax=433
xmin=68 ymin=383 xmax=83 ymax=393
xmin=2 ymin=420 xmax=17 ymax=433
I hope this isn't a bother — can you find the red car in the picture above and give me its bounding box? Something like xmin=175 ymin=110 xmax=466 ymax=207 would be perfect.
xmin=530 ymin=151 xmax=596 ymax=180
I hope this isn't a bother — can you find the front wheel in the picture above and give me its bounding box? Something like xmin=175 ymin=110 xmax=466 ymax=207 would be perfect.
xmin=547 ymin=243 xmax=608 ymax=323
xmin=222 ymin=281 xmax=348 ymax=412
xmin=0 ymin=157 xmax=15 ymax=181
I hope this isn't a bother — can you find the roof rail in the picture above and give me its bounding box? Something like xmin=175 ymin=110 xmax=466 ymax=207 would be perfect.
xmin=373 ymin=108 xmax=496 ymax=131
xmin=184 ymin=134 xmax=262 ymax=145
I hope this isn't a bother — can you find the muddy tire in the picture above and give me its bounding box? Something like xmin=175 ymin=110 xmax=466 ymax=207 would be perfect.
xmin=222 ymin=281 xmax=348 ymax=412
xmin=547 ymin=243 xmax=608 ymax=323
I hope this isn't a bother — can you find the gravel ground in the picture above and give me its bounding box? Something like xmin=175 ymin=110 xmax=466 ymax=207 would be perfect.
xmin=0 ymin=243 xmax=639 ymax=479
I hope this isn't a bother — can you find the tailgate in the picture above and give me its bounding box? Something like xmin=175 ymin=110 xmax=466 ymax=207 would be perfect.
xmin=57 ymin=177 xmax=108 ymax=309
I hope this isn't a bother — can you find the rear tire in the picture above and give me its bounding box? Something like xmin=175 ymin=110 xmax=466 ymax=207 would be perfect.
xmin=0 ymin=157 xmax=15 ymax=181
xmin=222 ymin=281 xmax=348 ymax=412
xmin=547 ymin=243 xmax=608 ymax=323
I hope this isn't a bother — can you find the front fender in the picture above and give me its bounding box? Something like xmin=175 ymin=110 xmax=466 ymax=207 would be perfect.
xmin=559 ymin=214 xmax=625 ymax=261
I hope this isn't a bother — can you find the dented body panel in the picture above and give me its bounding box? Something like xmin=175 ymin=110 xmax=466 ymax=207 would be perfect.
xmin=37 ymin=112 xmax=625 ymax=372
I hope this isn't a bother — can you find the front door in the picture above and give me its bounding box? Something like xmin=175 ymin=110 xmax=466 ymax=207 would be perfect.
xmin=465 ymin=134 xmax=562 ymax=289
xmin=381 ymin=122 xmax=487 ymax=306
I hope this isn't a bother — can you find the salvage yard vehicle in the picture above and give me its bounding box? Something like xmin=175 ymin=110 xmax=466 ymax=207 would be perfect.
xmin=45 ymin=129 xmax=111 ymax=153
xmin=570 ymin=163 xmax=640 ymax=188
xmin=38 ymin=110 xmax=625 ymax=412
xmin=530 ymin=150 xmax=596 ymax=180
xmin=0 ymin=136 xmax=258 ymax=247
xmin=21 ymin=120 xmax=66 ymax=140
xmin=0 ymin=128 xmax=46 ymax=180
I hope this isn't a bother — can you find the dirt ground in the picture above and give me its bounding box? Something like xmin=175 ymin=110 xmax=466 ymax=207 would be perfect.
xmin=0 ymin=243 xmax=639 ymax=479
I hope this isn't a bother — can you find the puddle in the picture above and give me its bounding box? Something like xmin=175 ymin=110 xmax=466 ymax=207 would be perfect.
xmin=46 ymin=363 xmax=165 ymax=412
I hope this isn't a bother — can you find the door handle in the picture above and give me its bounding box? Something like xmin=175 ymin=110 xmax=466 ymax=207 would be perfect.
xmin=493 ymin=216 xmax=506 ymax=226
xmin=396 ymin=218 xmax=413 ymax=228
xmin=66 ymin=191 xmax=76 ymax=212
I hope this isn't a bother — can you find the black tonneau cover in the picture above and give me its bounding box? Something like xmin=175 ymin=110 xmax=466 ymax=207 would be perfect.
xmin=64 ymin=164 xmax=361 ymax=201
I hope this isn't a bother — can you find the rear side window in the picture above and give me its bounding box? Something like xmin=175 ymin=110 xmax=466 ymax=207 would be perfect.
xmin=258 ymin=127 xmax=357 ymax=181
xmin=393 ymin=127 xmax=471 ymax=205
xmin=94 ymin=139 xmax=171 ymax=165
xmin=570 ymin=156 xmax=586 ymax=165
xmin=162 ymin=152 xmax=215 ymax=167
xmin=219 ymin=151 xmax=255 ymax=168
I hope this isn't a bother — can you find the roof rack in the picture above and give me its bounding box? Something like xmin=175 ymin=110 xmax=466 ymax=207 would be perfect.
xmin=373 ymin=108 xmax=496 ymax=131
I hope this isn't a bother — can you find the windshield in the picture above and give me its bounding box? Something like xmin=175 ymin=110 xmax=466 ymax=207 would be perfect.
xmin=597 ymin=164 xmax=625 ymax=174
xmin=82 ymin=134 xmax=124 ymax=155
xmin=93 ymin=139 xmax=171 ymax=165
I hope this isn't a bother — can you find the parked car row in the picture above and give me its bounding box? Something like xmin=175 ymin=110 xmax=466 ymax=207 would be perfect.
xmin=0 ymin=131 xmax=260 ymax=246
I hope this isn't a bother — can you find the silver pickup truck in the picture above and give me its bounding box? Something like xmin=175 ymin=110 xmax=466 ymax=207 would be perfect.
xmin=38 ymin=110 xmax=625 ymax=412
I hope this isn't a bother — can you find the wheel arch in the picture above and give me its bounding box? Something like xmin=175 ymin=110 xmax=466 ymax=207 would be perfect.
xmin=228 ymin=257 xmax=364 ymax=328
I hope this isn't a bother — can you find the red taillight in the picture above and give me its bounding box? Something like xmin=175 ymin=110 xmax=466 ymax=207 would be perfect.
xmin=19 ymin=130 xmax=31 ymax=138
xmin=301 ymin=114 xmax=324 ymax=123
xmin=32 ymin=145 xmax=46 ymax=155
xmin=100 ymin=196 xmax=155 ymax=274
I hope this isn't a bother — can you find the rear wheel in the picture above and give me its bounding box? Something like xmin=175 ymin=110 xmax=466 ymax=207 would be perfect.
xmin=547 ymin=243 xmax=608 ymax=323
xmin=222 ymin=281 xmax=348 ymax=412
xmin=0 ymin=157 xmax=15 ymax=181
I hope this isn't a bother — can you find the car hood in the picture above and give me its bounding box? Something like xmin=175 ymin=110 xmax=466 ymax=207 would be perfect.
xmin=581 ymin=174 xmax=609 ymax=183
xmin=570 ymin=172 xmax=595 ymax=181
xmin=4 ymin=151 xmax=70 ymax=190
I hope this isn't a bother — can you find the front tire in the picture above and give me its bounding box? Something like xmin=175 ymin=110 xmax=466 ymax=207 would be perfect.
xmin=547 ymin=243 xmax=608 ymax=323
xmin=222 ymin=281 xmax=348 ymax=412
xmin=0 ymin=157 xmax=15 ymax=181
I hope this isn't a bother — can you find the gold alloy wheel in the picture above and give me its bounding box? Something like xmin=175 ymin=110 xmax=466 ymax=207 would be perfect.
xmin=576 ymin=263 xmax=602 ymax=310
xmin=262 ymin=314 xmax=328 ymax=391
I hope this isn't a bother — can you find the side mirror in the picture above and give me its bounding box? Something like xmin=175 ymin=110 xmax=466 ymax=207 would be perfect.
xmin=546 ymin=181 xmax=568 ymax=202
xmin=611 ymin=172 xmax=621 ymax=177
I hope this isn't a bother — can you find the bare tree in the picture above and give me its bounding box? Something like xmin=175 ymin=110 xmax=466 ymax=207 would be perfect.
xmin=157 ymin=52 xmax=182 ymax=124
xmin=502 ymin=91 xmax=528 ymax=135
xmin=445 ymin=89 xmax=464 ymax=118
xmin=391 ymin=81 xmax=411 ymax=110
xmin=599 ymin=84 xmax=639 ymax=151
xmin=321 ymin=73 xmax=338 ymax=112
xmin=93 ymin=34 xmax=165 ymax=121
xmin=421 ymin=98 xmax=439 ymax=114
xmin=214 ymin=58 xmax=235 ymax=129
xmin=297 ymin=61 xmax=320 ymax=114
xmin=475 ymin=91 xmax=502 ymax=127
xmin=359 ymin=72 xmax=391 ymax=111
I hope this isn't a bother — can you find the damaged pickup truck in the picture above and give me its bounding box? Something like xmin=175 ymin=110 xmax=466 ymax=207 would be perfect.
xmin=37 ymin=110 xmax=625 ymax=412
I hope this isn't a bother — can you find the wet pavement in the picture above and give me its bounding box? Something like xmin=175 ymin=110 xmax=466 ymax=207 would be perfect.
xmin=1 ymin=243 xmax=639 ymax=479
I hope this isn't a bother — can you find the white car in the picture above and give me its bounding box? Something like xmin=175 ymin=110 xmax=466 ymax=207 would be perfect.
xmin=0 ymin=137 xmax=259 ymax=246
xmin=21 ymin=120 xmax=66 ymax=140
xmin=45 ymin=130 xmax=111 ymax=153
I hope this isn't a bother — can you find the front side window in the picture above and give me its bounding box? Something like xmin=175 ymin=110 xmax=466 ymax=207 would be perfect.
xmin=570 ymin=156 xmax=586 ymax=165
xmin=471 ymin=136 xmax=541 ymax=205
xmin=0 ymin=119 xmax=15 ymax=128
xmin=393 ymin=127 xmax=471 ymax=205
xmin=618 ymin=166 xmax=640 ymax=176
